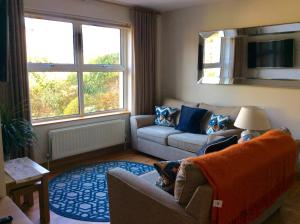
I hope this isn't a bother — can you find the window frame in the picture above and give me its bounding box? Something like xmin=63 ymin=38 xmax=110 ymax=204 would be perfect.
xmin=25 ymin=13 xmax=130 ymax=123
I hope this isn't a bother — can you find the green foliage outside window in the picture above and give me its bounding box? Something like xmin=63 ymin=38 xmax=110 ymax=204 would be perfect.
xmin=29 ymin=53 xmax=121 ymax=120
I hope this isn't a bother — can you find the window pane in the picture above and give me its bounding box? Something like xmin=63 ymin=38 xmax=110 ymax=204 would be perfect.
xmin=25 ymin=17 xmax=74 ymax=64
xmin=204 ymin=31 xmax=224 ymax=64
xmin=202 ymin=68 xmax=221 ymax=84
xmin=29 ymin=72 xmax=79 ymax=119
xmin=82 ymin=25 xmax=120 ymax=64
xmin=83 ymin=72 xmax=123 ymax=113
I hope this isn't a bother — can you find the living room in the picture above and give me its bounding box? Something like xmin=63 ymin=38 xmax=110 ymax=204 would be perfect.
xmin=0 ymin=0 xmax=300 ymax=224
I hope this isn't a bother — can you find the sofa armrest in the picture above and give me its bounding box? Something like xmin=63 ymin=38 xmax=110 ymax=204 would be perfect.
xmin=108 ymin=168 xmax=197 ymax=224
xmin=131 ymin=115 xmax=155 ymax=129
xmin=130 ymin=115 xmax=155 ymax=149
xmin=185 ymin=185 xmax=212 ymax=224
xmin=210 ymin=128 xmax=242 ymax=138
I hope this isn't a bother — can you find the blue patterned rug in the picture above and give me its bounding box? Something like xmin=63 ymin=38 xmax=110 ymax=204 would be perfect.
xmin=49 ymin=161 xmax=154 ymax=222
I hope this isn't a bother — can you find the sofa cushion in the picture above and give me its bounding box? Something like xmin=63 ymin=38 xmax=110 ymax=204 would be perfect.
xmin=154 ymin=106 xmax=178 ymax=127
xmin=137 ymin=125 xmax=182 ymax=145
xmin=163 ymin=98 xmax=198 ymax=110
xmin=206 ymin=114 xmax=232 ymax=135
xmin=198 ymin=103 xmax=241 ymax=130
xmin=198 ymin=103 xmax=240 ymax=120
xmin=163 ymin=98 xmax=199 ymax=125
xmin=174 ymin=160 xmax=207 ymax=206
xmin=197 ymin=135 xmax=238 ymax=155
xmin=168 ymin=133 xmax=208 ymax=153
xmin=154 ymin=160 xmax=181 ymax=194
xmin=176 ymin=106 xmax=208 ymax=134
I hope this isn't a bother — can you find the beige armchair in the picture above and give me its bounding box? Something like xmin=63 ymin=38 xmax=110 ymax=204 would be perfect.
xmin=108 ymin=168 xmax=200 ymax=224
xmin=108 ymin=168 xmax=285 ymax=224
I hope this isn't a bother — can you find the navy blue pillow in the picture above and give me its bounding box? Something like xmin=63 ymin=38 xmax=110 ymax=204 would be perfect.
xmin=175 ymin=105 xmax=208 ymax=134
xmin=154 ymin=160 xmax=181 ymax=194
xmin=197 ymin=135 xmax=238 ymax=155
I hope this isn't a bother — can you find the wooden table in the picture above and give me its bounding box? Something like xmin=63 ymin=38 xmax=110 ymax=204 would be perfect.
xmin=0 ymin=196 xmax=33 ymax=224
xmin=5 ymin=158 xmax=50 ymax=224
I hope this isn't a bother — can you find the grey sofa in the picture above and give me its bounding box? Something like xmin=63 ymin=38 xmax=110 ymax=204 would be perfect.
xmin=130 ymin=98 xmax=242 ymax=160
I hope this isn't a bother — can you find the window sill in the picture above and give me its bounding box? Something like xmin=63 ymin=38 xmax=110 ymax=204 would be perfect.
xmin=32 ymin=111 xmax=131 ymax=127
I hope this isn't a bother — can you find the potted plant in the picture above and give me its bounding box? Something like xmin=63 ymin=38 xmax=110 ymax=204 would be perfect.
xmin=0 ymin=106 xmax=36 ymax=161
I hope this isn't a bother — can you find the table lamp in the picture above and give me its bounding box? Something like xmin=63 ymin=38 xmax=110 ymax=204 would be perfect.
xmin=234 ymin=106 xmax=271 ymax=140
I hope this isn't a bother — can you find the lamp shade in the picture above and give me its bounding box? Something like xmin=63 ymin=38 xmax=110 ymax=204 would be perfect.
xmin=234 ymin=106 xmax=271 ymax=131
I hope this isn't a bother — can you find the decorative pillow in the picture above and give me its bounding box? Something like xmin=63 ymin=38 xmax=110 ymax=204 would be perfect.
xmin=197 ymin=135 xmax=238 ymax=155
xmin=154 ymin=160 xmax=181 ymax=194
xmin=176 ymin=105 xmax=208 ymax=134
xmin=206 ymin=114 xmax=231 ymax=135
xmin=174 ymin=160 xmax=207 ymax=206
xmin=154 ymin=106 xmax=178 ymax=127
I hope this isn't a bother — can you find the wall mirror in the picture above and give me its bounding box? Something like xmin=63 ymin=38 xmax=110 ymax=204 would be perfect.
xmin=198 ymin=23 xmax=300 ymax=88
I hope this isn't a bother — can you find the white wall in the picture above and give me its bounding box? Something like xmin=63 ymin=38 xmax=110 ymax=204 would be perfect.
xmin=24 ymin=0 xmax=132 ymax=163
xmin=160 ymin=0 xmax=300 ymax=139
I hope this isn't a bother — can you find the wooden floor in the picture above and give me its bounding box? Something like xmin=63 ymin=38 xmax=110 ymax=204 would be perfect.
xmin=23 ymin=149 xmax=300 ymax=224
xmin=24 ymin=149 xmax=158 ymax=224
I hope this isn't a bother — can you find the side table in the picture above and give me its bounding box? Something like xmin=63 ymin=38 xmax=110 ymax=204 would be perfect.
xmin=5 ymin=157 xmax=50 ymax=224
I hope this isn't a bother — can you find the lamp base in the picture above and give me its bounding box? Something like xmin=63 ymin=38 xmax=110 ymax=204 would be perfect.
xmin=240 ymin=129 xmax=260 ymax=142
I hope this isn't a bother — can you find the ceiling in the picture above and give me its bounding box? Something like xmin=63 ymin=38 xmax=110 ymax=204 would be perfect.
xmin=100 ymin=0 xmax=226 ymax=12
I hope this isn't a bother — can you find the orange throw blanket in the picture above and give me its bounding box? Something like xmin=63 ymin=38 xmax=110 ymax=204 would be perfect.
xmin=189 ymin=130 xmax=297 ymax=224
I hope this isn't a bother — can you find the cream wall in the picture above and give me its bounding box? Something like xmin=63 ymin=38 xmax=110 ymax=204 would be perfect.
xmin=160 ymin=0 xmax=300 ymax=138
xmin=23 ymin=0 xmax=132 ymax=163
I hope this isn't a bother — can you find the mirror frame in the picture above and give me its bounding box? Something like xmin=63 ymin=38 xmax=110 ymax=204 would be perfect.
xmin=198 ymin=22 xmax=300 ymax=89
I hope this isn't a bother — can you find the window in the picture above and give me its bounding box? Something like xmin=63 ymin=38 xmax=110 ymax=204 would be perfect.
xmin=26 ymin=18 xmax=74 ymax=64
xmin=82 ymin=25 xmax=121 ymax=65
xmin=25 ymin=16 xmax=128 ymax=121
xmin=202 ymin=31 xmax=224 ymax=84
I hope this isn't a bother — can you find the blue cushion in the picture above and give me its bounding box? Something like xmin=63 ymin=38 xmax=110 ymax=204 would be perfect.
xmin=197 ymin=135 xmax=238 ymax=155
xmin=154 ymin=106 xmax=178 ymax=127
xmin=206 ymin=114 xmax=232 ymax=135
xmin=154 ymin=160 xmax=181 ymax=194
xmin=175 ymin=105 xmax=208 ymax=134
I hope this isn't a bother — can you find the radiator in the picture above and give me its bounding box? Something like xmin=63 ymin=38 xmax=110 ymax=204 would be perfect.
xmin=49 ymin=119 xmax=126 ymax=160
